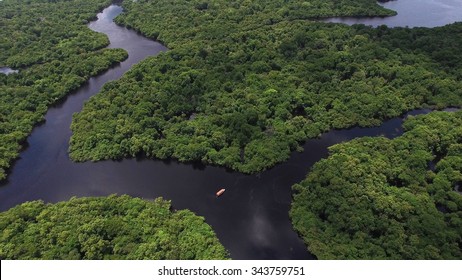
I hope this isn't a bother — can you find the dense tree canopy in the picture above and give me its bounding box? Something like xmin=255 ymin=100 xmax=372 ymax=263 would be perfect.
xmin=290 ymin=111 xmax=462 ymax=259
xmin=0 ymin=195 xmax=228 ymax=259
xmin=0 ymin=0 xmax=128 ymax=180
xmin=70 ymin=0 xmax=462 ymax=173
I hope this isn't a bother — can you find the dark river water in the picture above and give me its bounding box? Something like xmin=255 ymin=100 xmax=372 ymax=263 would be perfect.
xmin=0 ymin=2 xmax=461 ymax=260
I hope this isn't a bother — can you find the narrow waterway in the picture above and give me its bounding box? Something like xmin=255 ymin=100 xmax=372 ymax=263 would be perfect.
xmin=0 ymin=2 xmax=461 ymax=260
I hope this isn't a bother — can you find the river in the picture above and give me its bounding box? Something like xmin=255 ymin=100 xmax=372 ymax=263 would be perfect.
xmin=0 ymin=2 xmax=461 ymax=260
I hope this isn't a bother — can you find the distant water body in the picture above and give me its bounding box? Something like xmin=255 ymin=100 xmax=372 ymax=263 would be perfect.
xmin=0 ymin=67 xmax=18 ymax=75
xmin=324 ymin=0 xmax=462 ymax=27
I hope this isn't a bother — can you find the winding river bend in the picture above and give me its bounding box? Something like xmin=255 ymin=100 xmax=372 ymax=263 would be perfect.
xmin=1 ymin=2 xmax=461 ymax=260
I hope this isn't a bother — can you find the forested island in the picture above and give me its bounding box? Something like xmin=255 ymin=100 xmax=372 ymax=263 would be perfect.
xmin=291 ymin=111 xmax=462 ymax=259
xmin=0 ymin=0 xmax=127 ymax=181
xmin=0 ymin=195 xmax=228 ymax=259
xmin=70 ymin=0 xmax=462 ymax=173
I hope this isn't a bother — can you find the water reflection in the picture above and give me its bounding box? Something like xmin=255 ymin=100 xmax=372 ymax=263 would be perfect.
xmin=0 ymin=67 xmax=19 ymax=75
xmin=323 ymin=0 xmax=462 ymax=27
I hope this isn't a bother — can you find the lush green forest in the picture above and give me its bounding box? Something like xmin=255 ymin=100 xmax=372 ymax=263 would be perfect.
xmin=0 ymin=195 xmax=228 ymax=259
xmin=70 ymin=0 xmax=462 ymax=173
xmin=290 ymin=111 xmax=462 ymax=259
xmin=0 ymin=0 xmax=128 ymax=180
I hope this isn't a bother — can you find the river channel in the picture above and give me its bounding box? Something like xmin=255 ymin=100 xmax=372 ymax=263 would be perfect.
xmin=0 ymin=1 xmax=461 ymax=260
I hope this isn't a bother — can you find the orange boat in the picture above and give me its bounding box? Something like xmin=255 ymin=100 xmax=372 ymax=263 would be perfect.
xmin=216 ymin=188 xmax=226 ymax=197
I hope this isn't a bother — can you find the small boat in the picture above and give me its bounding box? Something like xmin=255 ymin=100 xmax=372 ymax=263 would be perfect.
xmin=216 ymin=188 xmax=226 ymax=197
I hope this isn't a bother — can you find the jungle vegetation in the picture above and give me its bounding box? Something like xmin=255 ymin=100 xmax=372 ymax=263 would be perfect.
xmin=290 ymin=111 xmax=462 ymax=259
xmin=0 ymin=195 xmax=228 ymax=259
xmin=0 ymin=0 xmax=128 ymax=181
xmin=70 ymin=0 xmax=462 ymax=173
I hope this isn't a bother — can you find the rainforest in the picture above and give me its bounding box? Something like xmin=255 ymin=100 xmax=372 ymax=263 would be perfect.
xmin=0 ymin=0 xmax=461 ymax=260
xmin=0 ymin=195 xmax=228 ymax=259
xmin=70 ymin=0 xmax=462 ymax=173
xmin=291 ymin=110 xmax=462 ymax=259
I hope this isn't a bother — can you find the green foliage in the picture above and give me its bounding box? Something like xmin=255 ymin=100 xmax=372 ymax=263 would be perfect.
xmin=0 ymin=0 xmax=128 ymax=181
xmin=71 ymin=0 xmax=462 ymax=173
xmin=290 ymin=111 xmax=462 ymax=259
xmin=0 ymin=195 xmax=228 ymax=260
